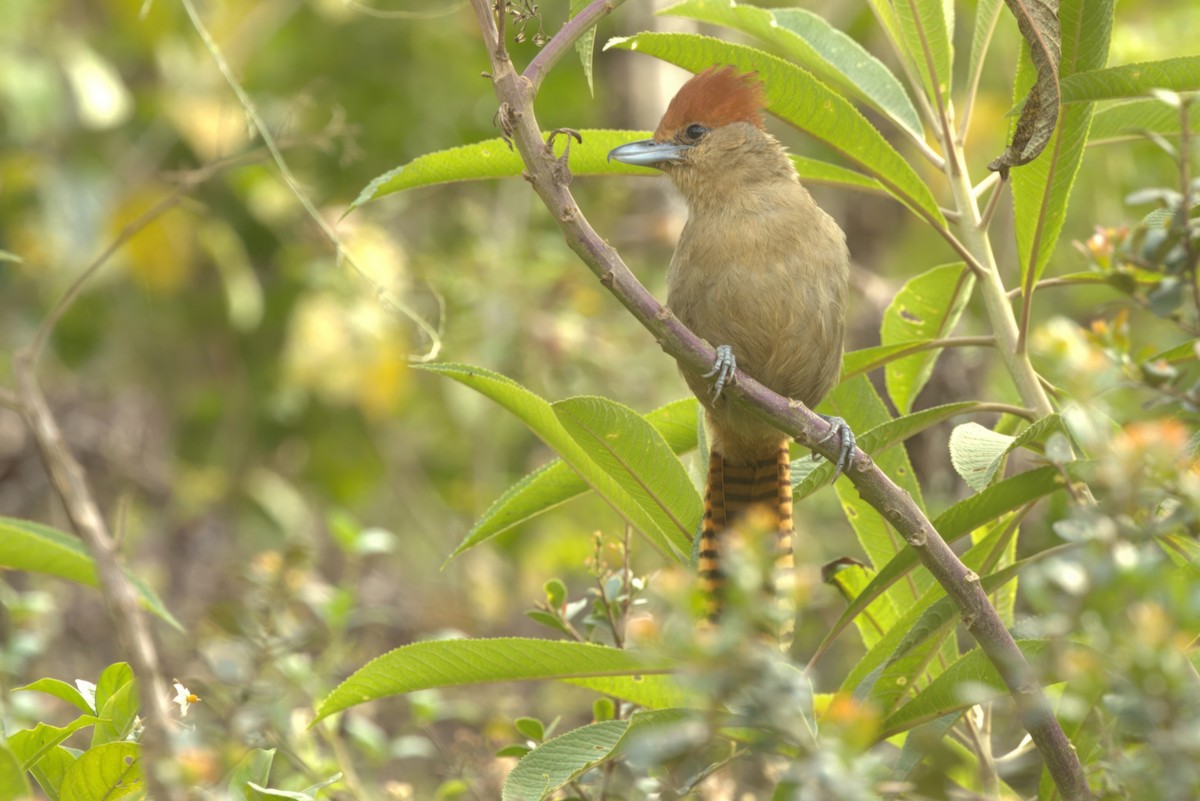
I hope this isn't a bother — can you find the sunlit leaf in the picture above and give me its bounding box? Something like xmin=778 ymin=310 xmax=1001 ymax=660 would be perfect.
xmin=0 ymin=517 xmax=182 ymax=630
xmin=1089 ymin=98 xmax=1200 ymax=144
xmin=881 ymin=263 xmax=972 ymax=414
xmin=419 ymin=364 xmax=689 ymax=562
xmin=949 ymin=414 xmax=1063 ymax=491
xmin=59 ymin=742 xmax=140 ymax=801
xmin=312 ymin=638 xmax=684 ymax=722
xmin=882 ymin=640 xmax=1054 ymax=737
xmin=8 ymin=717 xmax=102 ymax=772
xmin=570 ymin=0 xmax=597 ymax=96
xmin=1060 ymin=55 xmax=1200 ymax=104
xmin=893 ymin=0 xmax=953 ymax=104
xmin=553 ymin=396 xmax=701 ymax=550
xmin=0 ymin=745 xmax=30 ymax=801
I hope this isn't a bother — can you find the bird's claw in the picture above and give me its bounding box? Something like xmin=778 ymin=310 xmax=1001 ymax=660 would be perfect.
xmin=703 ymin=345 xmax=737 ymax=400
xmin=811 ymin=414 xmax=857 ymax=479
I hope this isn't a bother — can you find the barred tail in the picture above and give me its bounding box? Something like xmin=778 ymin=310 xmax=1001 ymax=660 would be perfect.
xmin=698 ymin=441 xmax=796 ymax=649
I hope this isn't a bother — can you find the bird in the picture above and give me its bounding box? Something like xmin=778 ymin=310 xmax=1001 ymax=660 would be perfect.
xmin=608 ymin=66 xmax=853 ymax=641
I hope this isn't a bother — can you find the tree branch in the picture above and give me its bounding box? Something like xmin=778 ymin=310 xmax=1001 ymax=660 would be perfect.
xmin=523 ymin=0 xmax=625 ymax=94
xmin=12 ymin=356 xmax=183 ymax=801
xmin=466 ymin=3 xmax=1090 ymax=799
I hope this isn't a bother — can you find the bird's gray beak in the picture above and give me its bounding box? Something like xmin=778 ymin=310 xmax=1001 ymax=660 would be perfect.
xmin=607 ymin=139 xmax=690 ymax=168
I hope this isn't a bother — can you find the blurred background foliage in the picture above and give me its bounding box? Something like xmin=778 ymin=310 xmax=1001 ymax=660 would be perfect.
xmin=2 ymin=0 xmax=1199 ymax=797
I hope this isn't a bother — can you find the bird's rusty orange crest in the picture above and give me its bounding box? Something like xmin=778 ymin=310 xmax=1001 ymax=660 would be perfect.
xmin=654 ymin=66 xmax=765 ymax=141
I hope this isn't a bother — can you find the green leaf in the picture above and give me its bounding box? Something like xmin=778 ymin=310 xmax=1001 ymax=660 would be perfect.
xmin=603 ymin=33 xmax=944 ymax=225
xmin=1011 ymin=0 xmax=1113 ymax=293
xmin=569 ymin=0 xmax=597 ymax=96
xmin=0 ymin=517 xmax=182 ymax=630
xmin=1060 ymin=56 xmax=1200 ymax=104
xmin=450 ymin=397 xmax=702 ymax=561
xmin=514 ymin=717 xmax=545 ymax=742
xmin=59 ymin=742 xmax=141 ymax=801
xmin=419 ymin=364 xmax=689 ymax=563
xmin=228 ymin=749 xmax=276 ymax=801
xmin=1089 ymin=98 xmax=1200 ymax=144
xmin=881 ymin=263 xmax=973 ymax=414
xmin=822 ymin=376 xmax=929 ymax=611
xmin=841 ymin=519 xmax=1018 ymax=714
xmin=94 ymin=663 xmax=133 ymax=716
xmin=811 ymin=465 xmax=1077 ymax=662
xmin=9 ymin=717 xmax=102 ymax=771
xmin=502 ymin=720 xmax=627 ymax=801
xmin=14 ymin=678 xmax=94 ymax=714
xmin=949 ymin=414 xmax=1063 ymax=491
xmin=0 ymin=745 xmax=31 ymax=801
xmin=312 ymin=638 xmax=683 ymax=722
xmin=92 ymin=680 xmax=139 ymax=747
xmin=659 ymin=0 xmax=922 ymax=139
xmin=990 ymin=0 xmax=1062 ymax=172
xmin=893 ymin=0 xmax=953 ymax=104
xmin=882 ymin=640 xmax=1053 ymax=737
xmin=966 ymin=0 xmax=1004 ymax=100
xmin=823 ymin=560 xmax=900 ymax=652
xmin=553 ymin=396 xmax=701 ymax=546
xmin=30 ymin=746 xmax=76 ymax=801
xmin=891 ymin=712 xmax=964 ymax=784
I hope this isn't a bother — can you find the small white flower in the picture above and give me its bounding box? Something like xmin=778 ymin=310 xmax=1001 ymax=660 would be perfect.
xmin=172 ymin=682 xmax=200 ymax=717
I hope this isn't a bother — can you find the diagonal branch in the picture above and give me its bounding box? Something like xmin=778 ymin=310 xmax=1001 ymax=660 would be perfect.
xmin=467 ymin=2 xmax=1090 ymax=799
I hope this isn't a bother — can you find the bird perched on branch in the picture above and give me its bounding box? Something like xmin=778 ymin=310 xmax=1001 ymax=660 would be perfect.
xmin=609 ymin=66 xmax=853 ymax=641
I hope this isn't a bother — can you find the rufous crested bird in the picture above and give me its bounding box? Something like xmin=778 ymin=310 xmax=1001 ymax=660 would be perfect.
xmin=609 ymin=66 xmax=854 ymax=639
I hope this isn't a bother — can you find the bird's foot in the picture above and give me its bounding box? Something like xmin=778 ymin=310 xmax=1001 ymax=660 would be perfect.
xmin=811 ymin=414 xmax=857 ymax=479
xmin=703 ymin=345 xmax=737 ymax=400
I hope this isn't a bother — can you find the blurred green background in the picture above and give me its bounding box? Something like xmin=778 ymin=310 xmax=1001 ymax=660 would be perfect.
xmin=2 ymin=0 xmax=1198 ymax=796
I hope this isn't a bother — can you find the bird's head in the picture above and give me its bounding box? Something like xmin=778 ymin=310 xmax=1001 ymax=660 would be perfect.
xmin=609 ymin=66 xmax=788 ymax=200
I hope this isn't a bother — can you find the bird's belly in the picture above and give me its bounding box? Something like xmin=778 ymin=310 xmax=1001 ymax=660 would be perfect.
xmin=669 ymin=260 xmax=842 ymax=408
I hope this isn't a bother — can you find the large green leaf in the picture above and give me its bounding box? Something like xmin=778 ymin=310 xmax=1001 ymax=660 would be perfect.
xmin=966 ymin=0 xmax=1004 ymax=100
xmin=449 ymin=398 xmax=699 ymax=561
xmin=0 ymin=517 xmax=181 ymax=630
xmin=823 ymin=560 xmax=900 ymax=652
xmin=30 ymin=746 xmax=75 ymax=801
xmin=603 ymin=33 xmax=944 ymax=225
xmin=312 ymin=638 xmax=684 ymax=722
xmin=553 ymin=396 xmax=702 ymax=547
xmin=9 ymin=717 xmax=102 ymax=772
xmin=811 ymin=464 xmax=1078 ymax=660
xmin=659 ymin=0 xmax=922 ymax=139
xmin=893 ymin=0 xmax=953 ymax=104
xmin=881 ymin=640 xmax=1053 ymax=737
xmin=59 ymin=742 xmax=141 ymax=801
xmin=0 ymin=745 xmax=30 ymax=801
xmin=1012 ymin=0 xmax=1114 ymax=294
xmin=821 ymin=375 xmax=929 ymax=611
xmin=881 ymin=263 xmax=973 ymax=415
xmin=840 ymin=519 xmax=1018 ymax=714
xmin=419 ymin=364 xmax=689 ymax=562
xmin=352 ymin=130 xmax=884 ymax=208
xmin=14 ymin=678 xmax=94 ymax=714
xmin=1060 ymin=55 xmax=1200 ymax=103
xmin=1089 ymin=98 xmax=1200 ymax=144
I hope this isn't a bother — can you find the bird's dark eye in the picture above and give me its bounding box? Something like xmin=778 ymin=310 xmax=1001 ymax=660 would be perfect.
xmin=684 ymin=124 xmax=708 ymax=141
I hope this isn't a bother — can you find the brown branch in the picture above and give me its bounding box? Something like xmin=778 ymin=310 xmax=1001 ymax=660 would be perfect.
xmin=523 ymin=0 xmax=625 ymax=94
xmin=13 ymin=356 xmax=182 ymax=801
xmin=466 ymin=3 xmax=1090 ymax=799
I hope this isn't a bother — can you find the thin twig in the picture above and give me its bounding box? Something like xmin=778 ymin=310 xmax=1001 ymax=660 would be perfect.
xmin=178 ymin=0 xmax=443 ymax=362
xmin=466 ymin=3 xmax=1090 ymax=799
xmin=13 ymin=357 xmax=183 ymax=801
xmin=29 ymin=193 xmax=185 ymax=364
xmin=523 ymin=0 xmax=624 ymax=94
xmin=958 ymin=1 xmax=1004 ymax=143
xmin=973 ymin=170 xmax=1001 ymax=200
xmin=1006 ymin=275 xmax=1104 ymax=300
